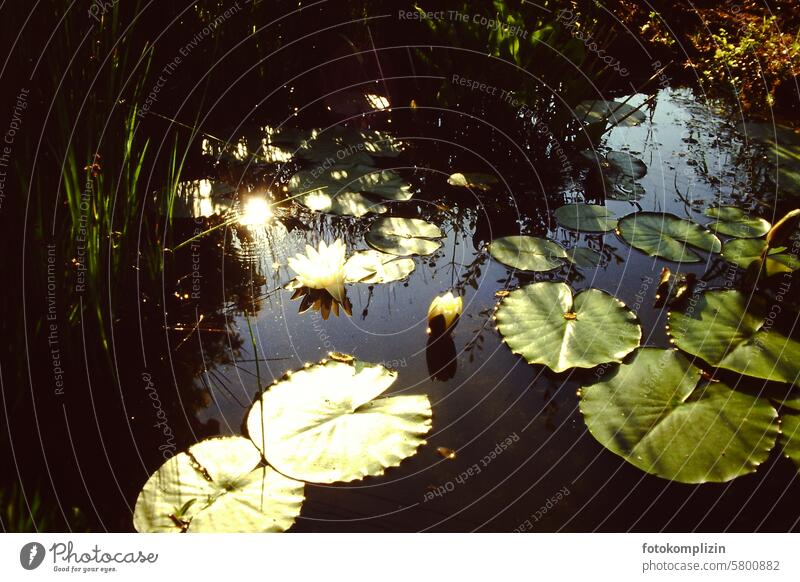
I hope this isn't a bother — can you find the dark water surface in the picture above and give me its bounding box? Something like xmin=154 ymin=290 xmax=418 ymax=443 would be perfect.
xmin=152 ymin=88 xmax=798 ymax=532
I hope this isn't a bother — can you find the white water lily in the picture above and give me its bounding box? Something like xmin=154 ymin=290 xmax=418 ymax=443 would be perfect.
xmin=288 ymin=239 xmax=347 ymax=303
xmin=427 ymin=291 xmax=463 ymax=335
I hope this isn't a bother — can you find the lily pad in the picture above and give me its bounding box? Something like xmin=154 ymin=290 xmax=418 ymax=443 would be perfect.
xmin=488 ymin=235 xmax=568 ymax=272
xmin=343 ymin=250 xmax=415 ymax=284
xmin=567 ymin=247 xmax=603 ymax=268
xmin=704 ymin=206 xmax=771 ymax=238
xmin=617 ymin=212 xmax=722 ymax=262
xmin=668 ymin=289 xmax=800 ymax=384
xmin=496 ymin=281 xmax=641 ymax=373
xmin=780 ymin=411 xmax=800 ymax=470
xmin=133 ymin=437 xmax=305 ymax=533
xmin=366 ymin=217 xmax=443 ymax=256
xmin=297 ymin=189 xmax=387 ymax=217
xmin=580 ymin=348 xmax=779 ymax=483
xmin=606 ymin=151 xmax=648 ymax=180
xmin=555 ymin=203 xmax=617 ymax=232
xmin=246 ymin=358 xmax=432 ymax=483
xmin=721 ymin=238 xmax=800 ymax=275
xmin=447 ymin=172 xmax=499 ymax=191
xmin=575 ymin=100 xmax=647 ymax=127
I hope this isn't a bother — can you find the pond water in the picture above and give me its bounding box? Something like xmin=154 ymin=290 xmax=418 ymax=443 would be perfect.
xmin=144 ymin=86 xmax=799 ymax=531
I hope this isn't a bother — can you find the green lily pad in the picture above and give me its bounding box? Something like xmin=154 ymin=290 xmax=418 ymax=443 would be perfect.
xmin=580 ymin=348 xmax=779 ymax=483
xmin=667 ymin=289 xmax=800 ymax=384
xmin=246 ymin=358 xmax=432 ymax=483
xmin=366 ymin=217 xmax=443 ymax=256
xmin=704 ymin=206 xmax=771 ymax=238
xmin=133 ymin=437 xmax=305 ymax=533
xmin=575 ymin=100 xmax=647 ymax=127
xmin=496 ymin=281 xmax=641 ymax=373
xmin=555 ymin=203 xmax=618 ymax=232
xmin=488 ymin=235 xmax=568 ymax=272
xmin=617 ymin=212 xmax=722 ymax=262
xmin=721 ymin=238 xmax=800 ymax=275
xmin=567 ymin=247 xmax=603 ymax=268
xmin=780 ymin=410 xmax=800 ymax=470
xmin=343 ymin=250 xmax=415 ymax=284
xmin=447 ymin=172 xmax=498 ymax=191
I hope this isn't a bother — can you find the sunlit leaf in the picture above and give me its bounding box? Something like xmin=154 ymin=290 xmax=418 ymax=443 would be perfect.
xmin=343 ymin=250 xmax=415 ymax=284
xmin=580 ymin=348 xmax=779 ymax=483
xmin=246 ymin=358 xmax=432 ymax=483
xmin=488 ymin=235 xmax=567 ymax=272
xmin=133 ymin=437 xmax=305 ymax=533
xmin=721 ymin=238 xmax=800 ymax=275
xmin=447 ymin=172 xmax=499 ymax=191
xmin=555 ymin=203 xmax=617 ymax=232
xmin=704 ymin=206 xmax=771 ymax=238
xmin=668 ymin=289 xmax=800 ymax=384
xmin=780 ymin=410 xmax=800 ymax=471
xmin=366 ymin=217 xmax=443 ymax=256
xmin=496 ymin=281 xmax=641 ymax=373
xmin=617 ymin=212 xmax=722 ymax=262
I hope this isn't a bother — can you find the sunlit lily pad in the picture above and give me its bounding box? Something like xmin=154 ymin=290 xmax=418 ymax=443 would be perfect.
xmin=580 ymin=348 xmax=779 ymax=483
xmin=246 ymin=358 xmax=432 ymax=483
xmin=721 ymin=238 xmax=800 ymax=275
xmin=366 ymin=217 xmax=443 ymax=256
xmin=704 ymin=206 xmax=771 ymax=238
xmin=133 ymin=437 xmax=305 ymax=533
xmin=617 ymin=212 xmax=722 ymax=262
xmin=349 ymin=166 xmax=413 ymax=200
xmin=297 ymin=189 xmax=387 ymax=217
xmin=488 ymin=235 xmax=567 ymax=272
xmin=343 ymin=250 xmax=415 ymax=284
xmin=496 ymin=282 xmax=641 ymax=373
xmin=668 ymin=289 xmax=800 ymax=384
xmin=447 ymin=172 xmax=499 ymax=191
xmin=575 ymin=100 xmax=647 ymax=127
xmin=555 ymin=203 xmax=617 ymax=232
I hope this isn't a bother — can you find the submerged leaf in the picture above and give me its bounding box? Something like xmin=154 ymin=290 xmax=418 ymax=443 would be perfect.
xmin=617 ymin=212 xmax=722 ymax=262
xmin=488 ymin=235 xmax=567 ymax=272
xmin=580 ymin=348 xmax=779 ymax=483
xmin=246 ymin=359 xmax=432 ymax=483
xmin=555 ymin=203 xmax=618 ymax=233
xmin=133 ymin=437 xmax=305 ymax=533
xmin=575 ymin=100 xmax=647 ymax=127
xmin=668 ymin=289 xmax=800 ymax=384
xmin=496 ymin=282 xmax=641 ymax=373
xmin=366 ymin=217 xmax=443 ymax=256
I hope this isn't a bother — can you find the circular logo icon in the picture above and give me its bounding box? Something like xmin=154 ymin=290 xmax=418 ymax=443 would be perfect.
xmin=20 ymin=542 xmax=46 ymax=570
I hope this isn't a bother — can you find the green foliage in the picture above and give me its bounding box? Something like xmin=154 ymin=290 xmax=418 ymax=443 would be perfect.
xmin=581 ymin=348 xmax=779 ymax=483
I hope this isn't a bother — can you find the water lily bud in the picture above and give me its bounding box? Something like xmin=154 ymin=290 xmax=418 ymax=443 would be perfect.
xmin=427 ymin=291 xmax=463 ymax=336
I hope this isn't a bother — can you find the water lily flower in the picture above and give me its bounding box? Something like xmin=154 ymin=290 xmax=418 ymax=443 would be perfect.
xmin=427 ymin=291 xmax=463 ymax=336
xmin=288 ymin=240 xmax=347 ymax=303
